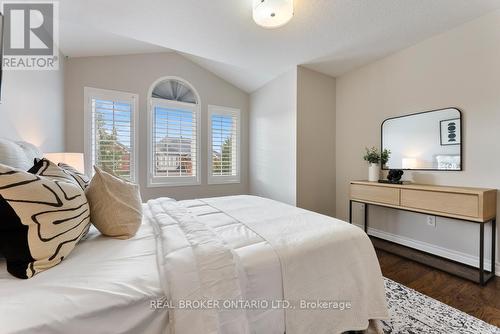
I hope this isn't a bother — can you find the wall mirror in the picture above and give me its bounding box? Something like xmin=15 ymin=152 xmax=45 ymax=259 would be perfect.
xmin=381 ymin=108 xmax=462 ymax=171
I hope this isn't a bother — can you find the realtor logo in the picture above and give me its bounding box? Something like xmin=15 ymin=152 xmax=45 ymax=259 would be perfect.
xmin=2 ymin=1 xmax=59 ymax=70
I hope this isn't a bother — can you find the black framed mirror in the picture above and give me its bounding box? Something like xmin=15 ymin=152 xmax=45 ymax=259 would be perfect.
xmin=381 ymin=107 xmax=462 ymax=171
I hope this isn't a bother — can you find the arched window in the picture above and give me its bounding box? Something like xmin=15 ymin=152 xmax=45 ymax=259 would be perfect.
xmin=148 ymin=77 xmax=200 ymax=186
xmin=152 ymin=79 xmax=198 ymax=104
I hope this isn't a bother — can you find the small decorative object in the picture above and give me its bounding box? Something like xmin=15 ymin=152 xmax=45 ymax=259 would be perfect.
xmin=379 ymin=169 xmax=407 ymax=184
xmin=363 ymin=147 xmax=391 ymax=182
xmin=388 ymin=169 xmax=404 ymax=182
xmin=440 ymin=118 xmax=461 ymax=146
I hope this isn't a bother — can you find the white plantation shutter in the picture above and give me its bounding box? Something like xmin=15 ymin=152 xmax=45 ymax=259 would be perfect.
xmin=84 ymin=88 xmax=138 ymax=182
xmin=149 ymin=98 xmax=200 ymax=186
xmin=208 ymin=105 xmax=241 ymax=184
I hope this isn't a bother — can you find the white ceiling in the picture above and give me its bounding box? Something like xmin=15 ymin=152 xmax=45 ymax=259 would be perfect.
xmin=59 ymin=21 xmax=168 ymax=58
xmin=58 ymin=0 xmax=500 ymax=92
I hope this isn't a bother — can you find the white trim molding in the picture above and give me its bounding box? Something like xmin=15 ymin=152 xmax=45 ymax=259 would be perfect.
xmin=147 ymin=77 xmax=201 ymax=187
xmin=83 ymin=87 xmax=139 ymax=182
xmin=207 ymin=105 xmax=241 ymax=185
xmin=356 ymin=224 xmax=499 ymax=276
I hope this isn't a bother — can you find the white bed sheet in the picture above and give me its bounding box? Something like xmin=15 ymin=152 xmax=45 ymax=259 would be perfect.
xmin=0 ymin=216 xmax=168 ymax=334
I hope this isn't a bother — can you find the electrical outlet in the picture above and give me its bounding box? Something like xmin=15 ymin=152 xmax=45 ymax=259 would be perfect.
xmin=426 ymin=215 xmax=436 ymax=227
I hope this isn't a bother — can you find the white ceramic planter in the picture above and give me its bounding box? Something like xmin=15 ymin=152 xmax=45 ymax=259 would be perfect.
xmin=368 ymin=163 xmax=380 ymax=182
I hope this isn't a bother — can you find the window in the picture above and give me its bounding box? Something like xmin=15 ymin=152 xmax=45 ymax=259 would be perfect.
xmin=208 ymin=105 xmax=241 ymax=184
xmin=148 ymin=78 xmax=200 ymax=187
xmin=84 ymin=87 xmax=138 ymax=182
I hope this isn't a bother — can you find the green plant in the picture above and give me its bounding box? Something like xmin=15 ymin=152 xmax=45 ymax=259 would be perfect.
xmin=363 ymin=147 xmax=391 ymax=165
xmin=96 ymin=114 xmax=125 ymax=175
xmin=363 ymin=147 xmax=380 ymax=164
xmin=381 ymin=149 xmax=391 ymax=166
xmin=213 ymin=137 xmax=233 ymax=175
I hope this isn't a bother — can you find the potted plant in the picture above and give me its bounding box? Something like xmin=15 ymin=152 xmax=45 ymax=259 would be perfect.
xmin=380 ymin=149 xmax=391 ymax=169
xmin=363 ymin=147 xmax=391 ymax=182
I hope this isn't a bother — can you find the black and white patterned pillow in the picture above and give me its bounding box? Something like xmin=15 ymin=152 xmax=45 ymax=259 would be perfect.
xmin=58 ymin=162 xmax=90 ymax=190
xmin=29 ymin=159 xmax=88 ymax=188
xmin=31 ymin=159 xmax=92 ymax=239
xmin=0 ymin=163 xmax=91 ymax=279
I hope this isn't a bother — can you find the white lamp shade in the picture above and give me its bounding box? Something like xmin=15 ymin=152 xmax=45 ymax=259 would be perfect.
xmin=44 ymin=153 xmax=85 ymax=173
xmin=402 ymin=158 xmax=417 ymax=169
xmin=253 ymin=0 xmax=294 ymax=28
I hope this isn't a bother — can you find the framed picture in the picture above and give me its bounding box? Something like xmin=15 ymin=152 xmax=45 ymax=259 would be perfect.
xmin=440 ymin=118 xmax=461 ymax=146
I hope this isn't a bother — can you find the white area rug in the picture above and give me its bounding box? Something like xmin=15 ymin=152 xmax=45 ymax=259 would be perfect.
xmin=382 ymin=278 xmax=500 ymax=334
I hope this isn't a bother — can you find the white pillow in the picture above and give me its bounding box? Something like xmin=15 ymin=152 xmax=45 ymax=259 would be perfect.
xmin=0 ymin=138 xmax=42 ymax=170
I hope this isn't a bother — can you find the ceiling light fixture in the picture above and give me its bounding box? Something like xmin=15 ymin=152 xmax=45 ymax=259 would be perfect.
xmin=253 ymin=0 xmax=294 ymax=29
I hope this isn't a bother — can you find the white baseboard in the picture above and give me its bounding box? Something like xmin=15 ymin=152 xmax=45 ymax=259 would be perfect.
xmin=355 ymin=224 xmax=500 ymax=276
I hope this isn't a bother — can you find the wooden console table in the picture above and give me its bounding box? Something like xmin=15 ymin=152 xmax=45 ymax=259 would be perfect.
xmin=349 ymin=181 xmax=497 ymax=285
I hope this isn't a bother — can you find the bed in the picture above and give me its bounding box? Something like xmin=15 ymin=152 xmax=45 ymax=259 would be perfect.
xmin=0 ymin=139 xmax=388 ymax=334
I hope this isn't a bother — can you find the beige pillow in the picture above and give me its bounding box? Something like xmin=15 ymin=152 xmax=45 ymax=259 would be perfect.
xmin=85 ymin=166 xmax=142 ymax=239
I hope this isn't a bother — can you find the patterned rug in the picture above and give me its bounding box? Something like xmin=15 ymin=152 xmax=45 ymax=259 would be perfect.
xmin=382 ymin=278 xmax=500 ymax=334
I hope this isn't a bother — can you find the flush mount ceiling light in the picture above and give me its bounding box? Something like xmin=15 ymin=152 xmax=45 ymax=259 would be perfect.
xmin=253 ymin=0 xmax=294 ymax=28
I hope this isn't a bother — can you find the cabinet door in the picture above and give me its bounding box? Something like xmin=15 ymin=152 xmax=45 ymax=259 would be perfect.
xmin=401 ymin=189 xmax=479 ymax=218
xmin=351 ymin=184 xmax=400 ymax=205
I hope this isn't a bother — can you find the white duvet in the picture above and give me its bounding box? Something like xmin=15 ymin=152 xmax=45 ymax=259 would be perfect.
xmin=150 ymin=195 xmax=388 ymax=334
xmin=0 ymin=195 xmax=387 ymax=334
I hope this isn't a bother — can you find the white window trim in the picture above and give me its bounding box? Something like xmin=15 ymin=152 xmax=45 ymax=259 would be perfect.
xmin=207 ymin=105 xmax=241 ymax=185
xmin=147 ymin=97 xmax=201 ymax=187
xmin=83 ymin=87 xmax=139 ymax=182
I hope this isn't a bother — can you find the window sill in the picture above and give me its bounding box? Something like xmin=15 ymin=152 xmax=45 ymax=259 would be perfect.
xmin=208 ymin=177 xmax=241 ymax=185
xmin=147 ymin=177 xmax=201 ymax=188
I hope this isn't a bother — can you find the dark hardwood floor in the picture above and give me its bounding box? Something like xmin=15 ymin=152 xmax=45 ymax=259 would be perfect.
xmin=376 ymin=248 xmax=500 ymax=327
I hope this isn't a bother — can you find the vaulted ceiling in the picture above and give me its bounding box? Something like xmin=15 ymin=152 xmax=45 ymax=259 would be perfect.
xmin=59 ymin=0 xmax=500 ymax=92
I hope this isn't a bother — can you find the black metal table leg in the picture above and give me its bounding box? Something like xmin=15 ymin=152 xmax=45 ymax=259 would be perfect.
xmin=492 ymin=219 xmax=496 ymax=278
xmin=480 ymin=221 xmax=485 ymax=285
xmin=364 ymin=203 xmax=368 ymax=233
xmin=349 ymin=200 xmax=353 ymax=224
xmin=349 ymin=198 xmax=496 ymax=285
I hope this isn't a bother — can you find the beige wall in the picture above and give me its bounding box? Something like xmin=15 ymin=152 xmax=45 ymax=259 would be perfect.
xmin=65 ymin=52 xmax=249 ymax=201
xmin=249 ymin=69 xmax=297 ymax=205
xmin=249 ymin=67 xmax=336 ymax=215
xmin=297 ymin=67 xmax=336 ymax=216
xmin=336 ymin=10 xmax=500 ymax=270
xmin=0 ymin=56 xmax=65 ymax=152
